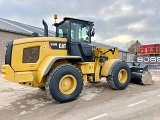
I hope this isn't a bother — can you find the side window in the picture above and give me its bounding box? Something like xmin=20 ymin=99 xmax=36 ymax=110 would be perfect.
xmin=71 ymin=22 xmax=90 ymax=43
xmin=56 ymin=21 xmax=68 ymax=38
xmin=58 ymin=29 xmax=63 ymax=37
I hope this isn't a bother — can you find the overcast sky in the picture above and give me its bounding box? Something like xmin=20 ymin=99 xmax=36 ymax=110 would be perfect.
xmin=0 ymin=0 xmax=160 ymax=49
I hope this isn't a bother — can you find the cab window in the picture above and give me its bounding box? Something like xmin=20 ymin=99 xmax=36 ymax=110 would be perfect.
xmin=71 ymin=22 xmax=90 ymax=43
xmin=56 ymin=21 xmax=68 ymax=38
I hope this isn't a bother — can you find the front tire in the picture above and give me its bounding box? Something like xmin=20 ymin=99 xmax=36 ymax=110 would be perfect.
xmin=107 ymin=61 xmax=131 ymax=90
xmin=45 ymin=64 xmax=83 ymax=103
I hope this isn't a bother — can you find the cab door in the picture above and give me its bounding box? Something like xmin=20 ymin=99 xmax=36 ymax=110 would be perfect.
xmin=68 ymin=21 xmax=93 ymax=62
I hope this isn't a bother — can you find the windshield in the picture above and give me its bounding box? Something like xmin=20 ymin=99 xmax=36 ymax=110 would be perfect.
xmin=56 ymin=21 xmax=68 ymax=38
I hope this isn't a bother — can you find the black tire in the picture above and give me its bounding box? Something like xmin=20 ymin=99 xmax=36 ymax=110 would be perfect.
xmin=107 ymin=61 xmax=131 ymax=90
xmin=45 ymin=64 xmax=83 ymax=103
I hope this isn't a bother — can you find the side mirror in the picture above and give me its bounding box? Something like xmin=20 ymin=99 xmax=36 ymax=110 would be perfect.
xmin=91 ymin=28 xmax=95 ymax=37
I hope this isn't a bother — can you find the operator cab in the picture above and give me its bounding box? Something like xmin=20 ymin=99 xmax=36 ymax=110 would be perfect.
xmin=54 ymin=17 xmax=95 ymax=62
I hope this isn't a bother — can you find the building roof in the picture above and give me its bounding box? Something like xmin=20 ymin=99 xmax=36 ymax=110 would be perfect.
xmin=0 ymin=18 xmax=55 ymax=36
xmin=91 ymin=41 xmax=130 ymax=52
xmin=91 ymin=41 xmax=113 ymax=48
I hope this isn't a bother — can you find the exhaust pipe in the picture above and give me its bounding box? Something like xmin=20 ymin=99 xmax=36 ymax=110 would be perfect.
xmin=42 ymin=20 xmax=48 ymax=37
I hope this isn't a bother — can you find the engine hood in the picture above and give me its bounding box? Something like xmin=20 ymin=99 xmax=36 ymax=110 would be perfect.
xmin=13 ymin=37 xmax=67 ymax=45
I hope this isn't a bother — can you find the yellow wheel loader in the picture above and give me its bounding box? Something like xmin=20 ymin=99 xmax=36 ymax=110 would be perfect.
xmin=2 ymin=15 xmax=153 ymax=103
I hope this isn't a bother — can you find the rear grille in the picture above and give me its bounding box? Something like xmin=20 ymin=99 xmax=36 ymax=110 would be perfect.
xmin=22 ymin=46 xmax=40 ymax=63
xmin=5 ymin=40 xmax=13 ymax=65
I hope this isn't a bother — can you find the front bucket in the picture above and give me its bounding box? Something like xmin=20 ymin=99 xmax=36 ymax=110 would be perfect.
xmin=141 ymin=70 xmax=154 ymax=85
xmin=130 ymin=70 xmax=154 ymax=85
xmin=126 ymin=62 xmax=154 ymax=85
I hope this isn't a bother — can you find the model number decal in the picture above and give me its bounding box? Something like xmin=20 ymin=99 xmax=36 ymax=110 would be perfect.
xmin=49 ymin=42 xmax=67 ymax=49
xmin=50 ymin=43 xmax=57 ymax=46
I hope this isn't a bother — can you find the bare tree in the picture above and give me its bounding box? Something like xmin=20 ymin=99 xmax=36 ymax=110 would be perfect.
xmin=127 ymin=40 xmax=141 ymax=54
xmin=126 ymin=40 xmax=141 ymax=61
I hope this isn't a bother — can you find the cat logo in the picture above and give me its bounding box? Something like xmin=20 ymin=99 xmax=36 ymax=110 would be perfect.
xmin=59 ymin=43 xmax=66 ymax=49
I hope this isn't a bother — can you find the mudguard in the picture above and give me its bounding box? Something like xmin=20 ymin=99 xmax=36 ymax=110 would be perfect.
xmin=36 ymin=56 xmax=83 ymax=83
xmin=101 ymin=59 xmax=120 ymax=77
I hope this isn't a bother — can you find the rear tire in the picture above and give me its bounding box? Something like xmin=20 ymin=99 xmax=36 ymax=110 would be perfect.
xmin=107 ymin=61 xmax=131 ymax=90
xmin=45 ymin=64 xmax=83 ymax=103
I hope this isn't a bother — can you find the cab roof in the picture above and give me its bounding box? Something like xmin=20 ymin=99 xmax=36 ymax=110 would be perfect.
xmin=54 ymin=17 xmax=94 ymax=27
xmin=63 ymin=17 xmax=94 ymax=24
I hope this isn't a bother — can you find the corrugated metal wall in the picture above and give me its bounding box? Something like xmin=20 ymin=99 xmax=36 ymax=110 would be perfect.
xmin=118 ymin=51 xmax=135 ymax=61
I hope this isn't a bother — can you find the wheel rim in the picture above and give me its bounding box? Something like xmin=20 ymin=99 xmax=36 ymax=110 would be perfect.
xmin=118 ymin=69 xmax=128 ymax=83
xmin=59 ymin=75 xmax=77 ymax=95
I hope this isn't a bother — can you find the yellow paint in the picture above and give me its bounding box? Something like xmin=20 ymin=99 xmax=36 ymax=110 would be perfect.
xmin=118 ymin=69 xmax=128 ymax=83
xmin=36 ymin=56 xmax=58 ymax=83
xmin=93 ymin=47 xmax=119 ymax=59
xmin=13 ymin=37 xmax=67 ymax=45
xmin=2 ymin=65 xmax=14 ymax=82
xmin=2 ymin=64 xmax=35 ymax=85
xmin=15 ymin=71 xmax=34 ymax=82
xmin=36 ymin=56 xmax=72 ymax=83
xmin=12 ymin=41 xmax=67 ymax=71
xmin=94 ymin=59 xmax=101 ymax=82
xmin=76 ymin=62 xmax=94 ymax=74
xmin=82 ymin=74 xmax=88 ymax=83
xmin=92 ymin=47 xmax=119 ymax=81
xmin=59 ymin=75 xmax=77 ymax=95
xmin=101 ymin=59 xmax=120 ymax=77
